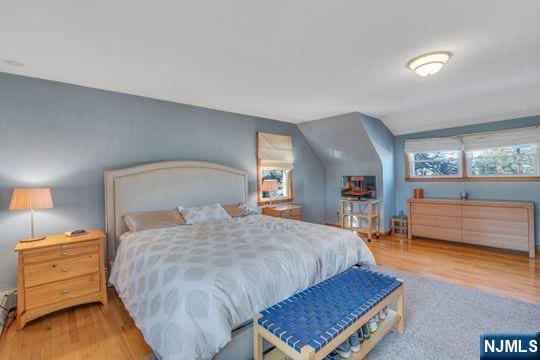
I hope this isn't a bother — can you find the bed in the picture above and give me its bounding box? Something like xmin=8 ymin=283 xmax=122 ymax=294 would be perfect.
xmin=104 ymin=161 xmax=375 ymax=360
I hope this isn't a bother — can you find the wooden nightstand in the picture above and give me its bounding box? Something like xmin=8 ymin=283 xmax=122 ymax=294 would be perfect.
xmin=14 ymin=229 xmax=107 ymax=329
xmin=262 ymin=204 xmax=304 ymax=221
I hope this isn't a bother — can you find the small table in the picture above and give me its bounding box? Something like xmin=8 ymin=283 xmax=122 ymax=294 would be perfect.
xmin=14 ymin=230 xmax=108 ymax=329
xmin=340 ymin=199 xmax=380 ymax=241
xmin=391 ymin=217 xmax=408 ymax=238
xmin=262 ymin=204 xmax=303 ymax=221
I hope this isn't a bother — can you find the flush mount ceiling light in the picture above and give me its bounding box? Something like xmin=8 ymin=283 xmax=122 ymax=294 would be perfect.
xmin=407 ymin=51 xmax=451 ymax=77
xmin=4 ymin=59 xmax=24 ymax=67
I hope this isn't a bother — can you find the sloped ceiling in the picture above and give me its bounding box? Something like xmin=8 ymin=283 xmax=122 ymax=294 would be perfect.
xmin=1 ymin=1 xmax=540 ymax=134
xmin=298 ymin=113 xmax=394 ymax=227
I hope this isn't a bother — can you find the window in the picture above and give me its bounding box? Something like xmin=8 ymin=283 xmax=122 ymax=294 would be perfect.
xmin=257 ymin=132 xmax=294 ymax=204
xmin=404 ymin=126 xmax=540 ymax=181
xmin=466 ymin=144 xmax=538 ymax=177
xmin=409 ymin=151 xmax=462 ymax=178
xmin=261 ymin=170 xmax=290 ymax=200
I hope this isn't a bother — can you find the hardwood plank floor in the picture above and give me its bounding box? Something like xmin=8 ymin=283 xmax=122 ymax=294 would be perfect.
xmin=367 ymin=235 xmax=540 ymax=306
xmin=0 ymin=287 xmax=152 ymax=360
xmin=1 ymin=235 xmax=538 ymax=360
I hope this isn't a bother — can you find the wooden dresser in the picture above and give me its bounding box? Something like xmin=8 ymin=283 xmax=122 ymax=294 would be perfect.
xmin=408 ymin=198 xmax=535 ymax=258
xmin=262 ymin=204 xmax=303 ymax=221
xmin=15 ymin=230 xmax=107 ymax=329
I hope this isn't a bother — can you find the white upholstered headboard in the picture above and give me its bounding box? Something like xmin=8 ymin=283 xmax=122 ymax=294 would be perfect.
xmin=104 ymin=161 xmax=248 ymax=263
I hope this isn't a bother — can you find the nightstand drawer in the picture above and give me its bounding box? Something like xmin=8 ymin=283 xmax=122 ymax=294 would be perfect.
xmin=23 ymin=241 xmax=100 ymax=264
xmin=24 ymin=252 xmax=100 ymax=288
xmin=25 ymin=273 xmax=101 ymax=310
xmin=282 ymin=209 xmax=302 ymax=218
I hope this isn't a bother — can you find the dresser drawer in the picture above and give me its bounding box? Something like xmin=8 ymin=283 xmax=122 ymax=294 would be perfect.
xmin=23 ymin=241 xmax=100 ymax=264
xmin=411 ymin=203 xmax=461 ymax=217
xmin=411 ymin=214 xmax=461 ymax=229
xmin=412 ymin=225 xmax=462 ymax=242
xmin=462 ymin=231 xmax=529 ymax=252
xmin=462 ymin=218 xmax=529 ymax=237
xmin=25 ymin=273 xmax=101 ymax=310
xmin=461 ymin=205 xmax=528 ymax=222
xmin=24 ymin=252 xmax=100 ymax=288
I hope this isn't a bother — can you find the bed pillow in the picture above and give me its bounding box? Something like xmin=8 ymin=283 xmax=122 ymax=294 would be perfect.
xmin=223 ymin=202 xmax=260 ymax=218
xmin=178 ymin=203 xmax=232 ymax=224
xmin=123 ymin=209 xmax=186 ymax=232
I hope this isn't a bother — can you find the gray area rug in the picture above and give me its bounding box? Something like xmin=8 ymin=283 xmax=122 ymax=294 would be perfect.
xmin=142 ymin=266 xmax=540 ymax=360
xmin=366 ymin=266 xmax=539 ymax=360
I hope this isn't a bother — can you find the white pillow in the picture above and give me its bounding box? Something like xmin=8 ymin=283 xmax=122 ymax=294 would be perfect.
xmin=178 ymin=203 xmax=232 ymax=224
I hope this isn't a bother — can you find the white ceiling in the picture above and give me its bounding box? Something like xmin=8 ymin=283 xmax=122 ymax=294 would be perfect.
xmin=1 ymin=1 xmax=540 ymax=135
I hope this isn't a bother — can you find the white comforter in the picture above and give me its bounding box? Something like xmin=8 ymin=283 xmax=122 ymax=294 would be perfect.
xmin=110 ymin=215 xmax=375 ymax=359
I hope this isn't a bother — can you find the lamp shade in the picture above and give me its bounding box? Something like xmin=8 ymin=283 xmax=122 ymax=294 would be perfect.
xmin=9 ymin=188 xmax=53 ymax=210
xmin=262 ymin=179 xmax=279 ymax=194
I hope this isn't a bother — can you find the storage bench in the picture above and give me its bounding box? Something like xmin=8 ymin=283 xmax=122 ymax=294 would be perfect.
xmin=254 ymin=267 xmax=404 ymax=360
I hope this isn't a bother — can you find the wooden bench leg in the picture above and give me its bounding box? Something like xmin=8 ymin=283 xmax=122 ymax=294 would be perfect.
xmin=254 ymin=315 xmax=264 ymax=360
xmin=301 ymin=345 xmax=315 ymax=360
xmin=396 ymin=287 xmax=404 ymax=335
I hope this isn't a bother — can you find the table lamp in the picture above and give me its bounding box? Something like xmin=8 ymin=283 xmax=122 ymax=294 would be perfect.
xmin=262 ymin=179 xmax=279 ymax=206
xmin=9 ymin=188 xmax=53 ymax=241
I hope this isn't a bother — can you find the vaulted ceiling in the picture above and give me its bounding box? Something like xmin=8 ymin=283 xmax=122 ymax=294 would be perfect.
xmin=1 ymin=1 xmax=539 ymax=134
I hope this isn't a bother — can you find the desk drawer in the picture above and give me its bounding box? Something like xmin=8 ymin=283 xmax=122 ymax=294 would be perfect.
xmin=25 ymin=273 xmax=101 ymax=310
xmin=23 ymin=241 xmax=100 ymax=264
xmin=24 ymin=252 xmax=100 ymax=288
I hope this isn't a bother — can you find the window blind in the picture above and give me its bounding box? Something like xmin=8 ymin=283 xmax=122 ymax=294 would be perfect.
xmin=404 ymin=136 xmax=462 ymax=153
xmin=461 ymin=126 xmax=540 ymax=150
xmin=257 ymin=132 xmax=294 ymax=170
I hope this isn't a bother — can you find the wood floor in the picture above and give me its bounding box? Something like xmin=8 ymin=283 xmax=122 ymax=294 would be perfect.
xmin=368 ymin=235 xmax=540 ymax=306
xmin=1 ymin=235 xmax=538 ymax=360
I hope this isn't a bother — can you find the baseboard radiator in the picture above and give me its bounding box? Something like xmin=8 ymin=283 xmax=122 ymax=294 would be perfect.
xmin=0 ymin=289 xmax=17 ymax=335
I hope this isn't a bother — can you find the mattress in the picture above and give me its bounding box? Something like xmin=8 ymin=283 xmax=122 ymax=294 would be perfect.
xmin=110 ymin=214 xmax=375 ymax=359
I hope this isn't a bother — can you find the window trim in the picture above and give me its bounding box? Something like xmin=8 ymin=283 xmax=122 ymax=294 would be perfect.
xmin=256 ymin=132 xmax=294 ymax=205
xmin=405 ymin=149 xmax=540 ymax=182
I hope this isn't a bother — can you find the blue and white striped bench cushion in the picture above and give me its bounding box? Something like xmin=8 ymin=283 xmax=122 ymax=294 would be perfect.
xmin=257 ymin=267 xmax=402 ymax=353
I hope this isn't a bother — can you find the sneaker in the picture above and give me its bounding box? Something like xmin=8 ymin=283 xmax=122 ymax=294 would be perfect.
xmin=362 ymin=324 xmax=370 ymax=339
xmin=335 ymin=339 xmax=352 ymax=359
xmin=368 ymin=317 xmax=378 ymax=332
xmin=349 ymin=331 xmax=361 ymax=352
xmin=324 ymin=351 xmax=341 ymax=360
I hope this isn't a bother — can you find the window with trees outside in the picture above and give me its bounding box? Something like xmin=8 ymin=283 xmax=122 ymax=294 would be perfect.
xmin=261 ymin=170 xmax=291 ymax=200
xmin=405 ymin=126 xmax=540 ymax=181
xmin=466 ymin=144 xmax=538 ymax=177
xmin=409 ymin=151 xmax=462 ymax=178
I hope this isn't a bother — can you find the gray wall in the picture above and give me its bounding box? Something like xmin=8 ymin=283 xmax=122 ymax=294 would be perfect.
xmin=298 ymin=113 xmax=394 ymax=230
xmin=394 ymin=115 xmax=540 ymax=245
xmin=0 ymin=72 xmax=325 ymax=290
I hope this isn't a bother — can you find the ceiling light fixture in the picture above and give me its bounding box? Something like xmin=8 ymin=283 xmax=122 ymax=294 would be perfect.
xmin=4 ymin=59 xmax=24 ymax=67
xmin=407 ymin=51 xmax=451 ymax=77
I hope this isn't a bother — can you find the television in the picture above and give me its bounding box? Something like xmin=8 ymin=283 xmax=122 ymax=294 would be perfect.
xmin=340 ymin=176 xmax=376 ymax=199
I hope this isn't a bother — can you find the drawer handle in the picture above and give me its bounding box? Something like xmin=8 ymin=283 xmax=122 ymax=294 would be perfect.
xmin=62 ymin=289 xmax=70 ymax=294
xmin=61 ymin=252 xmax=68 ymax=256
xmin=61 ymin=268 xmax=69 ymax=272
xmin=60 ymin=245 xmax=68 ymax=249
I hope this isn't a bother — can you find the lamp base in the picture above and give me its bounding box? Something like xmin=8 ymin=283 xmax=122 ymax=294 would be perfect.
xmin=20 ymin=236 xmax=46 ymax=242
